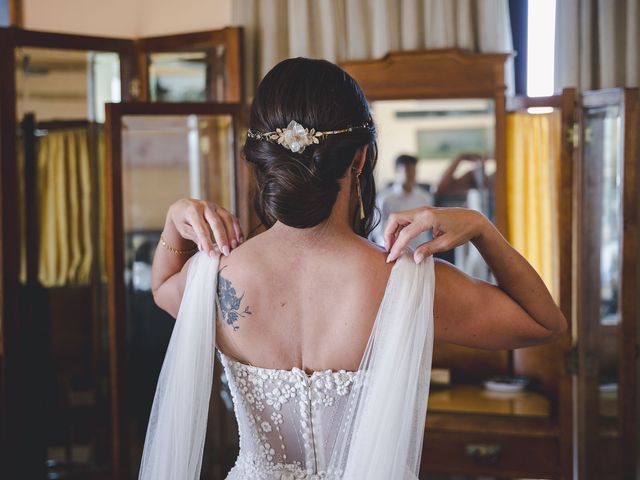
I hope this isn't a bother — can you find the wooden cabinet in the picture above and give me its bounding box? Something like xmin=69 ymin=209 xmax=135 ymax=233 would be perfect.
xmin=423 ymin=414 xmax=560 ymax=478
xmin=343 ymin=51 xmax=640 ymax=479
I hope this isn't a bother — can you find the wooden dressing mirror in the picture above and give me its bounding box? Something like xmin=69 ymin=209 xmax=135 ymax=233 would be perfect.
xmin=135 ymin=28 xmax=244 ymax=103
xmin=0 ymin=25 xmax=246 ymax=479
xmin=342 ymin=49 xmax=512 ymax=380
xmin=342 ymin=50 xmax=572 ymax=479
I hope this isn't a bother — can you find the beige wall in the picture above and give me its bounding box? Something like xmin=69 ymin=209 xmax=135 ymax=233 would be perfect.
xmin=371 ymin=99 xmax=496 ymax=190
xmin=23 ymin=0 xmax=232 ymax=38
xmin=136 ymin=0 xmax=232 ymax=37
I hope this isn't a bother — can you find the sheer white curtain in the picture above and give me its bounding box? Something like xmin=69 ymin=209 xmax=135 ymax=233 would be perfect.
xmin=233 ymin=0 xmax=514 ymax=96
xmin=555 ymin=0 xmax=640 ymax=90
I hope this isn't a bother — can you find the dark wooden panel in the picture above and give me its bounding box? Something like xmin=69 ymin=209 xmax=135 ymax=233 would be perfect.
xmin=421 ymin=429 xmax=560 ymax=478
xmin=11 ymin=26 xmax=134 ymax=52
xmin=432 ymin=342 xmax=509 ymax=381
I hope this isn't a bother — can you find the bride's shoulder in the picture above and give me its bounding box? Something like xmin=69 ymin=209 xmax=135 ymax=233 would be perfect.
xmin=217 ymin=232 xmax=271 ymax=271
xmin=356 ymin=236 xmax=387 ymax=255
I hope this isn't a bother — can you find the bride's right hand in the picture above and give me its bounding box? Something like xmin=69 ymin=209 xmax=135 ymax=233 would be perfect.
xmin=168 ymin=198 xmax=244 ymax=256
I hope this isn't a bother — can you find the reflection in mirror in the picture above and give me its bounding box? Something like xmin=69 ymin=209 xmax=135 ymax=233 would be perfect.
xmin=14 ymin=46 xmax=121 ymax=477
xmin=577 ymin=101 xmax=625 ymax=478
xmin=592 ymin=109 xmax=622 ymax=332
xmin=370 ymin=99 xmax=495 ymax=281
xmin=581 ymin=105 xmax=622 ymax=421
xmin=119 ymin=114 xmax=235 ymax=473
xmin=16 ymin=47 xmax=121 ymax=122
xmin=148 ymin=48 xmax=226 ymax=102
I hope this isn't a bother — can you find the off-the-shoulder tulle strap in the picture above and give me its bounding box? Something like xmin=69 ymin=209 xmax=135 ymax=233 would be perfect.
xmin=327 ymin=252 xmax=435 ymax=479
xmin=139 ymin=251 xmax=221 ymax=480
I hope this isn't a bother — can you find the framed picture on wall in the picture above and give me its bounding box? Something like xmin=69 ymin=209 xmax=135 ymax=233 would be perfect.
xmin=417 ymin=127 xmax=494 ymax=160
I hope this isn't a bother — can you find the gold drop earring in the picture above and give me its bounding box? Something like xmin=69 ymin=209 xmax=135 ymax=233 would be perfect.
xmin=355 ymin=170 xmax=365 ymax=220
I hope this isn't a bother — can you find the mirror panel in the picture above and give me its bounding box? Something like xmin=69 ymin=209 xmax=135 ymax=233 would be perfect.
xmin=16 ymin=47 xmax=120 ymax=121
xmin=118 ymin=113 xmax=236 ymax=473
xmin=14 ymin=46 xmax=122 ymax=478
xmin=147 ymin=47 xmax=226 ymax=102
xmin=578 ymin=102 xmax=624 ymax=477
xmin=370 ymin=98 xmax=495 ymax=280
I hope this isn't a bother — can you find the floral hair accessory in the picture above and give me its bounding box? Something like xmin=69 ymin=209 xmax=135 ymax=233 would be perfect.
xmin=247 ymin=119 xmax=372 ymax=153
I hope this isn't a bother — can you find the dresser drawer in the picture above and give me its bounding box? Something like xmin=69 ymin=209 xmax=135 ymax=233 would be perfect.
xmin=421 ymin=430 xmax=560 ymax=478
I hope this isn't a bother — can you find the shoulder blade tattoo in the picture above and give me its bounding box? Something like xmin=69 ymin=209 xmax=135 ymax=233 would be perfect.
xmin=216 ymin=266 xmax=252 ymax=331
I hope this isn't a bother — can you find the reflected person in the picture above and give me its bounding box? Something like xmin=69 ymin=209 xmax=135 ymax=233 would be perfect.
xmin=436 ymin=152 xmax=494 ymax=219
xmin=437 ymin=152 xmax=495 ymax=280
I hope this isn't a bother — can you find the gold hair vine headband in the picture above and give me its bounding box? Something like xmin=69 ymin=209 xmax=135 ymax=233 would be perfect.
xmin=247 ymin=119 xmax=372 ymax=153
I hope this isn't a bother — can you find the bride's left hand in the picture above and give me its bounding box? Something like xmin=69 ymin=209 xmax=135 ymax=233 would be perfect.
xmin=384 ymin=207 xmax=487 ymax=264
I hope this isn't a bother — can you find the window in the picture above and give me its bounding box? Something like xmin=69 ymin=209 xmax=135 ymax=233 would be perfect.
xmin=527 ymin=0 xmax=557 ymax=97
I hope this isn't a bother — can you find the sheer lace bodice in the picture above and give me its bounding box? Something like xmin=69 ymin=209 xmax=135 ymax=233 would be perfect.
xmin=220 ymin=351 xmax=364 ymax=480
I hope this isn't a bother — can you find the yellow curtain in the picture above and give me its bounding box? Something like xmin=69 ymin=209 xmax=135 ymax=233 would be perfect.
xmin=506 ymin=111 xmax=561 ymax=301
xmin=18 ymin=127 xmax=108 ymax=286
xmin=36 ymin=129 xmax=94 ymax=287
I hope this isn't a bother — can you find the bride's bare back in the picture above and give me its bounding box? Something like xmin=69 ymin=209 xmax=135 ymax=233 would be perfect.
xmin=215 ymin=225 xmax=394 ymax=373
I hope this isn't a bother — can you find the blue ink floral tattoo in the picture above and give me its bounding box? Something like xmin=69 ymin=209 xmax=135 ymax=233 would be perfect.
xmin=217 ymin=266 xmax=252 ymax=330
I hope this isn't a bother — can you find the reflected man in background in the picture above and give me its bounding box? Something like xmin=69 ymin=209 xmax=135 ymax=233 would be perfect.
xmin=371 ymin=154 xmax=433 ymax=248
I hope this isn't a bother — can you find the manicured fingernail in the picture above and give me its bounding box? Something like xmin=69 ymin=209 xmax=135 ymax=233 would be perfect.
xmin=222 ymin=245 xmax=230 ymax=256
xmin=198 ymin=243 xmax=202 ymax=251
xmin=386 ymin=254 xmax=393 ymax=263
xmin=414 ymin=253 xmax=424 ymax=264
xmin=231 ymin=239 xmax=238 ymax=249
xmin=239 ymin=235 xmax=245 ymax=243
xmin=208 ymin=249 xmax=214 ymax=258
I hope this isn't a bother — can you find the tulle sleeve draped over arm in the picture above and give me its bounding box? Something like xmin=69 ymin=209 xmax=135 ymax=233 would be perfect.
xmin=327 ymin=253 xmax=436 ymax=479
xmin=139 ymin=251 xmax=221 ymax=480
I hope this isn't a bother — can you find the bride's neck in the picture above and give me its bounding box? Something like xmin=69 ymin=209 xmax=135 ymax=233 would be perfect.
xmin=267 ymin=187 xmax=357 ymax=247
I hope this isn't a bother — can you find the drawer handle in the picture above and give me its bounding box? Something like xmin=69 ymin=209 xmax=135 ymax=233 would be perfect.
xmin=465 ymin=443 xmax=502 ymax=464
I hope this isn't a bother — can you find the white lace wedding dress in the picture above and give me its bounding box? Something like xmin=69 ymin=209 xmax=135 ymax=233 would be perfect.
xmin=139 ymin=251 xmax=436 ymax=480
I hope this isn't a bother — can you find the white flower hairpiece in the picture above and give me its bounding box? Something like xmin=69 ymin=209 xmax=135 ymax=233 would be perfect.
xmin=247 ymin=119 xmax=372 ymax=153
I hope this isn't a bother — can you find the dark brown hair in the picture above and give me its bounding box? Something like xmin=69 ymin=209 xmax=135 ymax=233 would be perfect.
xmin=243 ymin=57 xmax=378 ymax=237
xmin=395 ymin=154 xmax=418 ymax=167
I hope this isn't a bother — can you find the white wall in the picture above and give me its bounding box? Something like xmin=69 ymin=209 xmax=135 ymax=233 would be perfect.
xmin=23 ymin=0 xmax=232 ymax=38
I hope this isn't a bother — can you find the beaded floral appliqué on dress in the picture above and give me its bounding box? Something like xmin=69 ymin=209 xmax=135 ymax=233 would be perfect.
xmin=219 ymin=352 xmax=364 ymax=480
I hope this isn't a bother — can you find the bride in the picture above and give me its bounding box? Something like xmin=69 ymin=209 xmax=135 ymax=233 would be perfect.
xmin=139 ymin=58 xmax=567 ymax=480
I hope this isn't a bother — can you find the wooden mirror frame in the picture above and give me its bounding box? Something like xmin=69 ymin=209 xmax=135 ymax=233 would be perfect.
xmin=103 ymin=102 xmax=247 ymax=477
xmin=342 ymin=48 xmax=512 ymax=378
xmin=135 ymin=27 xmax=244 ymax=103
xmin=341 ymin=49 xmax=509 ymax=233
xmin=0 ymin=26 xmax=137 ymax=478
